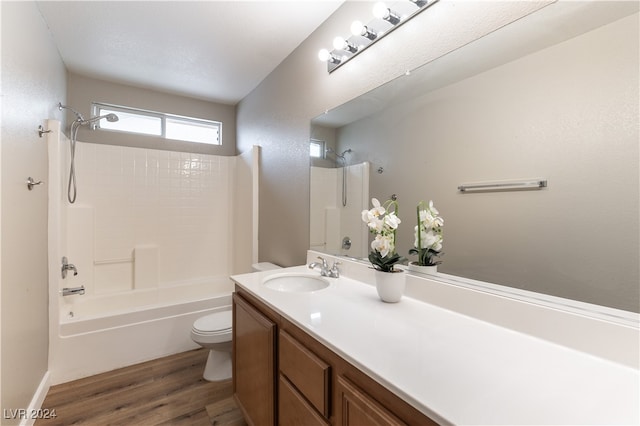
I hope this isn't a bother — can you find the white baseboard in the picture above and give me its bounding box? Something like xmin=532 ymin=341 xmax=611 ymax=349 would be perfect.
xmin=18 ymin=371 xmax=51 ymax=426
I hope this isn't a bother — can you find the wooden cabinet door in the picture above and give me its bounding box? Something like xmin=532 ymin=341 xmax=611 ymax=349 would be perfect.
xmin=336 ymin=376 xmax=406 ymax=426
xmin=233 ymin=293 xmax=277 ymax=426
xmin=279 ymin=375 xmax=330 ymax=426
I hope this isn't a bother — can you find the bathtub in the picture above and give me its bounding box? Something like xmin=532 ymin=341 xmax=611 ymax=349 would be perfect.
xmin=46 ymin=120 xmax=257 ymax=386
xmin=49 ymin=276 xmax=234 ymax=385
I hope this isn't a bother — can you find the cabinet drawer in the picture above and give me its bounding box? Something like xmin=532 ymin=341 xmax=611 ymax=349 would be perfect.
xmin=279 ymin=375 xmax=330 ymax=426
xmin=279 ymin=330 xmax=330 ymax=417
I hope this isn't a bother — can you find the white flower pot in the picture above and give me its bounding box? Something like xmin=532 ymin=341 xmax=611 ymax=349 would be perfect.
xmin=374 ymin=270 xmax=406 ymax=303
xmin=407 ymin=262 xmax=438 ymax=275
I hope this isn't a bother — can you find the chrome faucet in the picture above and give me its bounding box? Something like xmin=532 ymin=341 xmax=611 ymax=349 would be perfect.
xmin=60 ymin=285 xmax=85 ymax=296
xmin=308 ymin=256 xmax=341 ymax=278
xmin=61 ymin=256 xmax=78 ymax=279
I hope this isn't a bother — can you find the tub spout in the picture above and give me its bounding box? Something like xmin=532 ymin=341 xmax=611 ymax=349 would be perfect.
xmin=61 ymin=285 xmax=85 ymax=296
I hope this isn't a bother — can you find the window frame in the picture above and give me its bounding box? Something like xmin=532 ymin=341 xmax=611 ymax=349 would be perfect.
xmin=310 ymin=138 xmax=326 ymax=159
xmin=91 ymin=102 xmax=222 ymax=146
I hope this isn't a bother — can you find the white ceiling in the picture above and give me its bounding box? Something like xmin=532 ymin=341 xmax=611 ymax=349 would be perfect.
xmin=36 ymin=1 xmax=344 ymax=105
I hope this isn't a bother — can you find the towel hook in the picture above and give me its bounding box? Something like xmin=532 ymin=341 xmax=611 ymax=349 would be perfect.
xmin=26 ymin=177 xmax=44 ymax=190
xmin=38 ymin=125 xmax=52 ymax=138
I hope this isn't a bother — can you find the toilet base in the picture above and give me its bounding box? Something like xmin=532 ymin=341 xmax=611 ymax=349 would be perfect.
xmin=203 ymin=349 xmax=232 ymax=382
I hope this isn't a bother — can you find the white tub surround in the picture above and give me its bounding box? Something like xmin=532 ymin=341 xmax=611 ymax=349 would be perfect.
xmin=309 ymin=162 xmax=369 ymax=257
xmin=46 ymin=121 xmax=257 ymax=385
xmin=230 ymin=251 xmax=639 ymax=425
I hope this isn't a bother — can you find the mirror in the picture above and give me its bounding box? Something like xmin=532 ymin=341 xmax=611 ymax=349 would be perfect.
xmin=310 ymin=1 xmax=639 ymax=312
xmin=309 ymin=128 xmax=371 ymax=259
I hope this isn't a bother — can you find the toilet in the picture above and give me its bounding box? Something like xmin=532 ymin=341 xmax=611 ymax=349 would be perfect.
xmin=191 ymin=262 xmax=281 ymax=381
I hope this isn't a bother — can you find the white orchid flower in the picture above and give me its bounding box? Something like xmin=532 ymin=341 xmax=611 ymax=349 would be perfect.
xmin=370 ymin=198 xmax=386 ymax=217
xmin=428 ymin=200 xmax=439 ymax=215
xmin=371 ymin=234 xmax=394 ymax=258
xmin=361 ymin=209 xmax=376 ymax=224
xmin=423 ymin=230 xmax=442 ymax=250
xmin=384 ymin=212 xmax=401 ymax=230
xmin=414 ymin=200 xmax=444 ymax=255
xmin=369 ymin=217 xmax=384 ymax=233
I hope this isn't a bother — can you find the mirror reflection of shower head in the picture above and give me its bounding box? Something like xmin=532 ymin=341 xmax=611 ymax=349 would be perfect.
xmin=325 ymin=147 xmax=352 ymax=161
xmin=325 ymin=147 xmax=353 ymax=207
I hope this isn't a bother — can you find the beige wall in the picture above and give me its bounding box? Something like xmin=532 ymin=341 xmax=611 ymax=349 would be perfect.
xmin=1 ymin=1 xmax=67 ymax=421
xmin=66 ymin=72 xmax=237 ymax=156
xmin=336 ymin=14 xmax=639 ymax=312
xmin=237 ymin=1 xmax=553 ymax=267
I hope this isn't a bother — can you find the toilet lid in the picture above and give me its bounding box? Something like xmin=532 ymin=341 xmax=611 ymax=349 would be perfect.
xmin=193 ymin=311 xmax=232 ymax=334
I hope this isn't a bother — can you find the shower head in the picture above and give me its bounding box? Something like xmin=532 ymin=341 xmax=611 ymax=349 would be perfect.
xmin=58 ymin=102 xmax=85 ymax=122
xmin=326 ymin=147 xmax=352 ymax=160
xmin=59 ymin=102 xmax=119 ymax=126
xmin=81 ymin=113 xmax=119 ymax=125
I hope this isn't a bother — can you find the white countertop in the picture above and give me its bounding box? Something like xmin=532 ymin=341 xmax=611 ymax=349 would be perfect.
xmin=231 ymin=264 xmax=639 ymax=425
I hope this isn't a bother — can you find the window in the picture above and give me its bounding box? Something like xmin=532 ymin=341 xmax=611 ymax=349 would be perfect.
xmin=92 ymin=102 xmax=222 ymax=145
xmin=310 ymin=139 xmax=325 ymax=158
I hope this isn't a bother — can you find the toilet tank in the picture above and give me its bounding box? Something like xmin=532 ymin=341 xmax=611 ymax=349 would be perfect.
xmin=251 ymin=262 xmax=281 ymax=272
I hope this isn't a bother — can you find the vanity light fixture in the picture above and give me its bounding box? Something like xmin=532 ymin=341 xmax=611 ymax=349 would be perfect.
xmin=333 ymin=36 xmax=358 ymax=53
xmin=408 ymin=0 xmax=430 ymax=7
xmin=318 ymin=0 xmax=439 ymax=73
xmin=372 ymin=2 xmax=401 ymax=25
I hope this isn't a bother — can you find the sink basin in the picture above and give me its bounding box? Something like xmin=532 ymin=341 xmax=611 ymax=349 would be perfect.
xmin=263 ymin=273 xmax=330 ymax=293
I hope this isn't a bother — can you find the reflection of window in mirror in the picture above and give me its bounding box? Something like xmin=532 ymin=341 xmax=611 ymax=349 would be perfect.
xmin=310 ymin=138 xmax=325 ymax=158
xmin=310 ymin=125 xmax=337 ymax=168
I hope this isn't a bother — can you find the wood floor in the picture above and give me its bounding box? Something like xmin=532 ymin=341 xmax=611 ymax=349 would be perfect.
xmin=37 ymin=349 xmax=247 ymax=426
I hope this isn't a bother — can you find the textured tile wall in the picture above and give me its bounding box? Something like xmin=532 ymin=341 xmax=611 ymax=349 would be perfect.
xmin=69 ymin=142 xmax=234 ymax=292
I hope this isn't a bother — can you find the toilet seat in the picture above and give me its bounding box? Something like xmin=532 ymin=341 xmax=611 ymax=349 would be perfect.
xmin=192 ymin=311 xmax=232 ymax=334
xmin=191 ymin=311 xmax=232 ymax=345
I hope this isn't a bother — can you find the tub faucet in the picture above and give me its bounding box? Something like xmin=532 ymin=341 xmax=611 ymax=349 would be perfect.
xmin=61 ymin=285 xmax=85 ymax=296
xmin=61 ymin=256 xmax=78 ymax=279
xmin=308 ymin=256 xmax=340 ymax=278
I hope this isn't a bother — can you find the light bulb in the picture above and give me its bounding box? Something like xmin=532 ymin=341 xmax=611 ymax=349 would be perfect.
xmin=333 ymin=36 xmax=346 ymax=50
xmin=350 ymin=20 xmax=377 ymax=40
xmin=333 ymin=36 xmax=358 ymax=53
xmin=318 ymin=49 xmax=331 ymax=62
xmin=372 ymin=1 xmax=400 ymax=25
xmin=350 ymin=20 xmax=365 ymax=37
xmin=372 ymin=2 xmax=389 ymax=19
xmin=318 ymin=48 xmax=341 ymax=64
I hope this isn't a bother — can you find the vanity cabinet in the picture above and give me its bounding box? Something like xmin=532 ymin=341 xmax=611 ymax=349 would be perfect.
xmin=232 ymin=293 xmax=277 ymax=426
xmin=232 ymin=287 xmax=437 ymax=426
xmin=336 ymin=375 xmax=405 ymax=426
